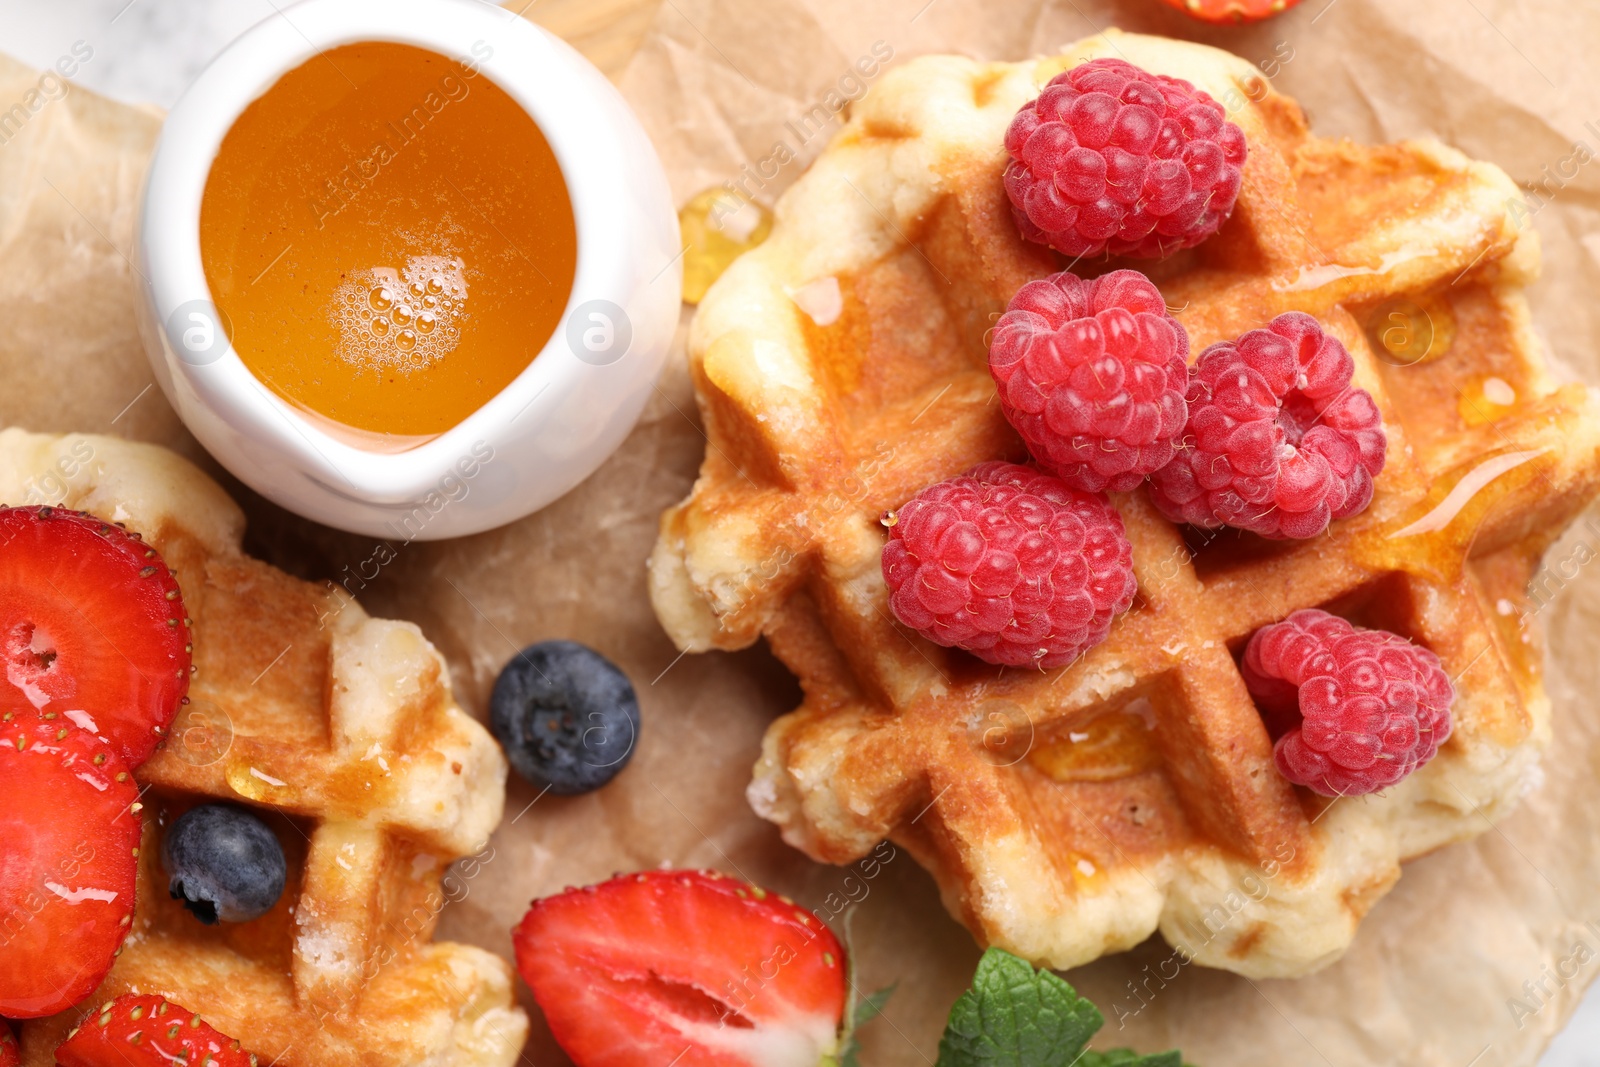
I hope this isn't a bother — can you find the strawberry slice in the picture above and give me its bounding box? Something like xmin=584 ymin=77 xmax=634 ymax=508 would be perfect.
xmin=1160 ymin=0 xmax=1301 ymax=20
xmin=514 ymin=869 xmax=847 ymax=1067
xmin=0 ymin=719 xmax=140 ymax=1018
xmin=0 ymin=506 xmax=191 ymax=766
xmin=0 ymin=1023 xmax=19 ymax=1067
xmin=55 ymin=994 xmax=259 ymax=1067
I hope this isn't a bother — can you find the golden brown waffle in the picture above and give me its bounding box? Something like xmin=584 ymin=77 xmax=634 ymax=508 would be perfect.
xmin=0 ymin=430 xmax=527 ymax=1066
xmin=650 ymin=31 xmax=1600 ymax=979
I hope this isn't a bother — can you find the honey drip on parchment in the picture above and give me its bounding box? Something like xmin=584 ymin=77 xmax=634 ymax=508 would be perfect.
xmin=678 ymin=189 xmax=773 ymax=304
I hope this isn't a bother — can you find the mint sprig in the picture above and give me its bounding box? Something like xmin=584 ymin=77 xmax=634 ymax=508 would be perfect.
xmin=934 ymin=948 xmax=1184 ymax=1067
xmin=829 ymin=907 xmax=897 ymax=1067
xmin=838 ymin=982 xmax=897 ymax=1067
xmin=1078 ymin=1052 xmax=1183 ymax=1067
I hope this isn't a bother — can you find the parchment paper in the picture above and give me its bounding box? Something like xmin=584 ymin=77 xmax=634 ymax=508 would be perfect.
xmin=3 ymin=1 xmax=1600 ymax=1063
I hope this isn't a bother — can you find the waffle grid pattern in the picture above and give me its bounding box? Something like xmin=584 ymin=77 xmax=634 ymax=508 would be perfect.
xmin=651 ymin=32 xmax=1600 ymax=978
xmin=1 ymin=429 xmax=526 ymax=1067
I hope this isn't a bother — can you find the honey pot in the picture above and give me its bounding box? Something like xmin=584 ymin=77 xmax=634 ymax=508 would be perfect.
xmin=137 ymin=0 xmax=680 ymax=538
xmin=200 ymin=41 xmax=578 ymax=443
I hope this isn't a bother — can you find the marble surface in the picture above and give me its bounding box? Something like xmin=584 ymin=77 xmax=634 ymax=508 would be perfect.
xmin=5 ymin=0 xmax=277 ymax=109
xmin=0 ymin=0 xmax=1596 ymax=1062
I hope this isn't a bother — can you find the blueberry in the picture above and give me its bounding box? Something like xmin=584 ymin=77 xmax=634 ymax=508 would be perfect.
xmin=490 ymin=640 xmax=640 ymax=795
xmin=163 ymin=803 xmax=287 ymax=924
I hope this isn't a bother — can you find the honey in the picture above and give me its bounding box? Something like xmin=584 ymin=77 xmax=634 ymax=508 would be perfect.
xmin=1029 ymin=699 xmax=1162 ymax=783
xmin=225 ymin=756 xmax=290 ymax=802
xmin=1353 ymin=446 xmax=1554 ymax=584
xmin=200 ymin=42 xmax=577 ymax=443
xmin=1365 ymin=293 xmax=1455 ymax=366
xmin=1458 ymin=375 xmax=1518 ymax=426
xmin=677 ymin=188 xmax=772 ymax=304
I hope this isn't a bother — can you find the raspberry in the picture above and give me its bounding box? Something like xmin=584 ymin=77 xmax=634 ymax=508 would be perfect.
xmin=1161 ymin=0 xmax=1304 ymax=21
xmin=1147 ymin=312 xmax=1386 ymax=539
xmin=881 ymin=462 xmax=1136 ymax=669
xmin=1242 ymin=609 xmax=1454 ymax=797
xmin=1003 ymin=58 xmax=1247 ymax=260
xmin=990 ymin=269 xmax=1189 ymax=492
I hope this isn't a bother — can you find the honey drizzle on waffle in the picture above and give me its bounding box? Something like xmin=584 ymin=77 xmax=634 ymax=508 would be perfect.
xmin=651 ymin=32 xmax=1600 ymax=979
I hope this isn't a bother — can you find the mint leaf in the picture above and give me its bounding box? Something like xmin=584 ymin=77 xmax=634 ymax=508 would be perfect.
xmin=838 ymin=984 xmax=896 ymax=1067
xmin=935 ymin=948 xmax=1102 ymax=1067
xmin=834 ymin=907 xmax=896 ymax=1067
xmin=855 ymin=982 xmax=897 ymax=1027
xmin=1078 ymin=1050 xmax=1184 ymax=1067
xmin=934 ymin=949 xmax=1187 ymax=1067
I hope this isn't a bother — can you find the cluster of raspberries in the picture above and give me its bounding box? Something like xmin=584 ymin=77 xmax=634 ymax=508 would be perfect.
xmin=879 ymin=57 xmax=1437 ymax=792
xmin=887 ymin=287 xmax=1388 ymax=669
xmin=988 ymin=59 xmax=1386 ymax=535
xmin=991 ymin=280 xmax=1387 ymax=536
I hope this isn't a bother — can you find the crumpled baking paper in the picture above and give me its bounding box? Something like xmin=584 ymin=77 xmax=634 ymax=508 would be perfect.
xmin=2 ymin=1 xmax=1600 ymax=1062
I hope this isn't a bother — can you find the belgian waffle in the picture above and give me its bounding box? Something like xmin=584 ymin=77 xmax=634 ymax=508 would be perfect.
xmin=1 ymin=430 xmax=527 ymax=1066
xmin=649 ymin=30 xmax=1600 ymax=979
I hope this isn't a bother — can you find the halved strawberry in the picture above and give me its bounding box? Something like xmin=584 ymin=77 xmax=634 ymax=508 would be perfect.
xmin=0 ymin=506 xmax=191 ymax=766
xmin=55 ymin=994 xmax=258 ymax=1067
xmin=514 ymin=869 xmax=847 ymax=1067
xmin=0 ymin=1023 xmax=19 ymax=1067
xmin=1160 ymin=0 xmax=1302 ymax=21
xmin=0 ymin=719 xmax=140 ymax=1018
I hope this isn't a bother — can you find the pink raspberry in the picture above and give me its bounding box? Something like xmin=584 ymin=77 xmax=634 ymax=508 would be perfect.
xmin=881 ymin=462 xmax=1136 ymax=669
xmin=1003 ymin=58 xmax=1246 ymax=260
xmin=989 ymin=269 xmax=1189 ymax=492
xmin=1242 ymin=609 xmax=1454 ymax=797
xmin=1147 ymin=312 xmax=1386 ymax=539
